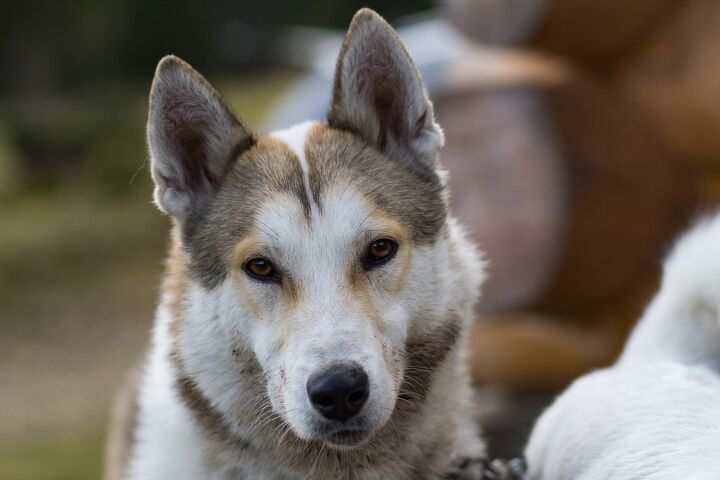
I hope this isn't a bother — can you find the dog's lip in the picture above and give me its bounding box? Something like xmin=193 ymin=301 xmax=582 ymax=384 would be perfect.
xmin=320 ymin=427 xmax=371 ymax=448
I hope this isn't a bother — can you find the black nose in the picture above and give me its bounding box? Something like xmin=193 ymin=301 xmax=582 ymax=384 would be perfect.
xmin=307 ymin=363 xmax=369 ymax=422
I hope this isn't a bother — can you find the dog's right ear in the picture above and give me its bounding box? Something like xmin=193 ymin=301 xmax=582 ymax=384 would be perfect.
xmin=147 ymin=55 xmax=255 ymax=220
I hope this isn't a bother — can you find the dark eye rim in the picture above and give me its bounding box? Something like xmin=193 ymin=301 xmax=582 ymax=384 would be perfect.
xmin=362 ymin=237 xmax=399 ymax=271
xmin=242 ymin=257 xmax=282 ymax=283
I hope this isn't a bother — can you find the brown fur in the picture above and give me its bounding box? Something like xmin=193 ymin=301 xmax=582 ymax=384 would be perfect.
xmin=305 ymin=124 xmax=446 ymax=245
xmin=165 ymin=227 xmax=188 ymax=337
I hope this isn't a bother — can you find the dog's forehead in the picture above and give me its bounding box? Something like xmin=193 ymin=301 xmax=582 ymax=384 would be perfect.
xmin=279 ymin=122 xmax=446 ymax=241
xmin=182 ymin=121 xmax=446 ymax=288
xmin=252 ymin=185 xmax=375 ymax=245
xmin=248 ymin=122 xmax=410 ymax=260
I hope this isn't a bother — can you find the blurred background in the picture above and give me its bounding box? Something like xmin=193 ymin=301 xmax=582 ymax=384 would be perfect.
xmin=2 ymin=1 xmax=720 ymax=478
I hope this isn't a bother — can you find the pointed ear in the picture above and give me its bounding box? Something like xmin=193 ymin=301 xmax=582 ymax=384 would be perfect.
xmin=328 ymin=9 xmax=443 ymax=166
xmin=147 ymin=55 xmax=255 ymax=219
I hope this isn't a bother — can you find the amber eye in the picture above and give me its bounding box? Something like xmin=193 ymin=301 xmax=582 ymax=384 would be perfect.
xmin=243 ymin=258 xmax=279 ymax=282
xmin=363 ymin=238 xmax=398 ymax=270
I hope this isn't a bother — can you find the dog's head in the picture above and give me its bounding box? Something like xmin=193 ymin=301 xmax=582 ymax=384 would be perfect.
xmin=147 ymin=9 xmax=482 ymax=450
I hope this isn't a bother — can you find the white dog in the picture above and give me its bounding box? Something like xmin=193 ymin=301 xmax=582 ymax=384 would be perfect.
xmin=525 ymin=213 xmax=720 ymax=479
xmin=105 ymin=8 xmax=488 ymax=480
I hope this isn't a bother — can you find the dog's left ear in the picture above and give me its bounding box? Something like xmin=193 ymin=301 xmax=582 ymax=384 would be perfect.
xmin=328 ymin=9 xmax=444 ymax=167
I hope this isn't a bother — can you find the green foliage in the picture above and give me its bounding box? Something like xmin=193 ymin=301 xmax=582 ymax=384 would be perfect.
xmin=0 ymin=429 xmax=104 ymax=480
xmin=1 ymin=71 xmax=294 ymax=198
xmin=0 ymin=0 xmax=433 ymax=95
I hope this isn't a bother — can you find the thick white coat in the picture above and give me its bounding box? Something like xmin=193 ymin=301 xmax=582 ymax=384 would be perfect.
xmin=525 ymin=214 xmax=720 ymax=480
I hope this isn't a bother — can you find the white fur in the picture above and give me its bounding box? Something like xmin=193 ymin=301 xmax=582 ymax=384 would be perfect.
xmin=270 ymin=121 xmax=318 ymax=214
xmin=525 ymin=213 xmax=720 ymax=480
xmin=128 ymin=284 xmax=216 ymax=479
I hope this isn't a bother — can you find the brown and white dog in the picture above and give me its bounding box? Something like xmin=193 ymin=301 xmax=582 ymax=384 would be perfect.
xmin=107 ymin=9 xmax=486 ymax=480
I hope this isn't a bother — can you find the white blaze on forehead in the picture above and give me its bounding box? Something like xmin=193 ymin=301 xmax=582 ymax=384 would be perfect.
xmin=270 ymin=121 xmax=318 ymax=214
xmin=253 ymin=186 xmax=373 ymax=279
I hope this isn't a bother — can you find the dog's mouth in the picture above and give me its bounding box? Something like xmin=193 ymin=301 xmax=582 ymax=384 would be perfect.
xmin=321 ymin=428 xmax=371 ymax=449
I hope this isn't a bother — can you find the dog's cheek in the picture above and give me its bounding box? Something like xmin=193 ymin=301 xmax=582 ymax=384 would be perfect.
xmin=369 ymin=249 xmax=414 ymax=304
xmin=370 ymin=309 xmax=408 ymax=416
xmin=236 ymin=280 xmax=293 ymax=366
xmin=231 ymin=274 xmax=285 ymax=320
xmin=248 ymin=321 xmax=281 ymax=372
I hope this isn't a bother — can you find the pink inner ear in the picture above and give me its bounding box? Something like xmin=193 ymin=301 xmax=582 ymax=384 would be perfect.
xmin=357 ymin=36 xmax=413 ymax=149
xmin=159 ymin=91 xmax=214 ymax=191
xmin=177 ymin=127 xmax=213 ymax=187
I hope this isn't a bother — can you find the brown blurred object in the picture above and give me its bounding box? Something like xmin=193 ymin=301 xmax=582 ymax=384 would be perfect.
xmin=437 ymin=67 xmax=697 ymax=391
xmin=537 ymin=76 xmax=695 ymax=316
xmin=450 ymin=0 xmax=720 ymax=172
xmin=527 ymin=0 xmax=676 ymax=64
xmin=436 ymin=0 xmax=718 ymax=391
xmin=436 ymin=69 xmax=568 ymax=312
xmin=446 ymin=0 xmax=678 ymax=64
xmin=618 ymin=0 xmax=720 ymax=171
xmin=444 ymin=0 xmax=547 ymax=45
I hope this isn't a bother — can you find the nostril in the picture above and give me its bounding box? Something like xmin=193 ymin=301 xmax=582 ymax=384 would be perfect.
xmin=347 ymin=388 xmax=368 ymax=407
xmin=306 ymin=363 xmax=370 ymax=422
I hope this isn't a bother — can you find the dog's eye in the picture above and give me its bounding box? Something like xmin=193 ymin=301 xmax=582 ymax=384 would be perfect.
xmin=363 ymin=238 xmax=398 ymax=270
xmin=244 ymin=258 xmax=279 ymax=282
